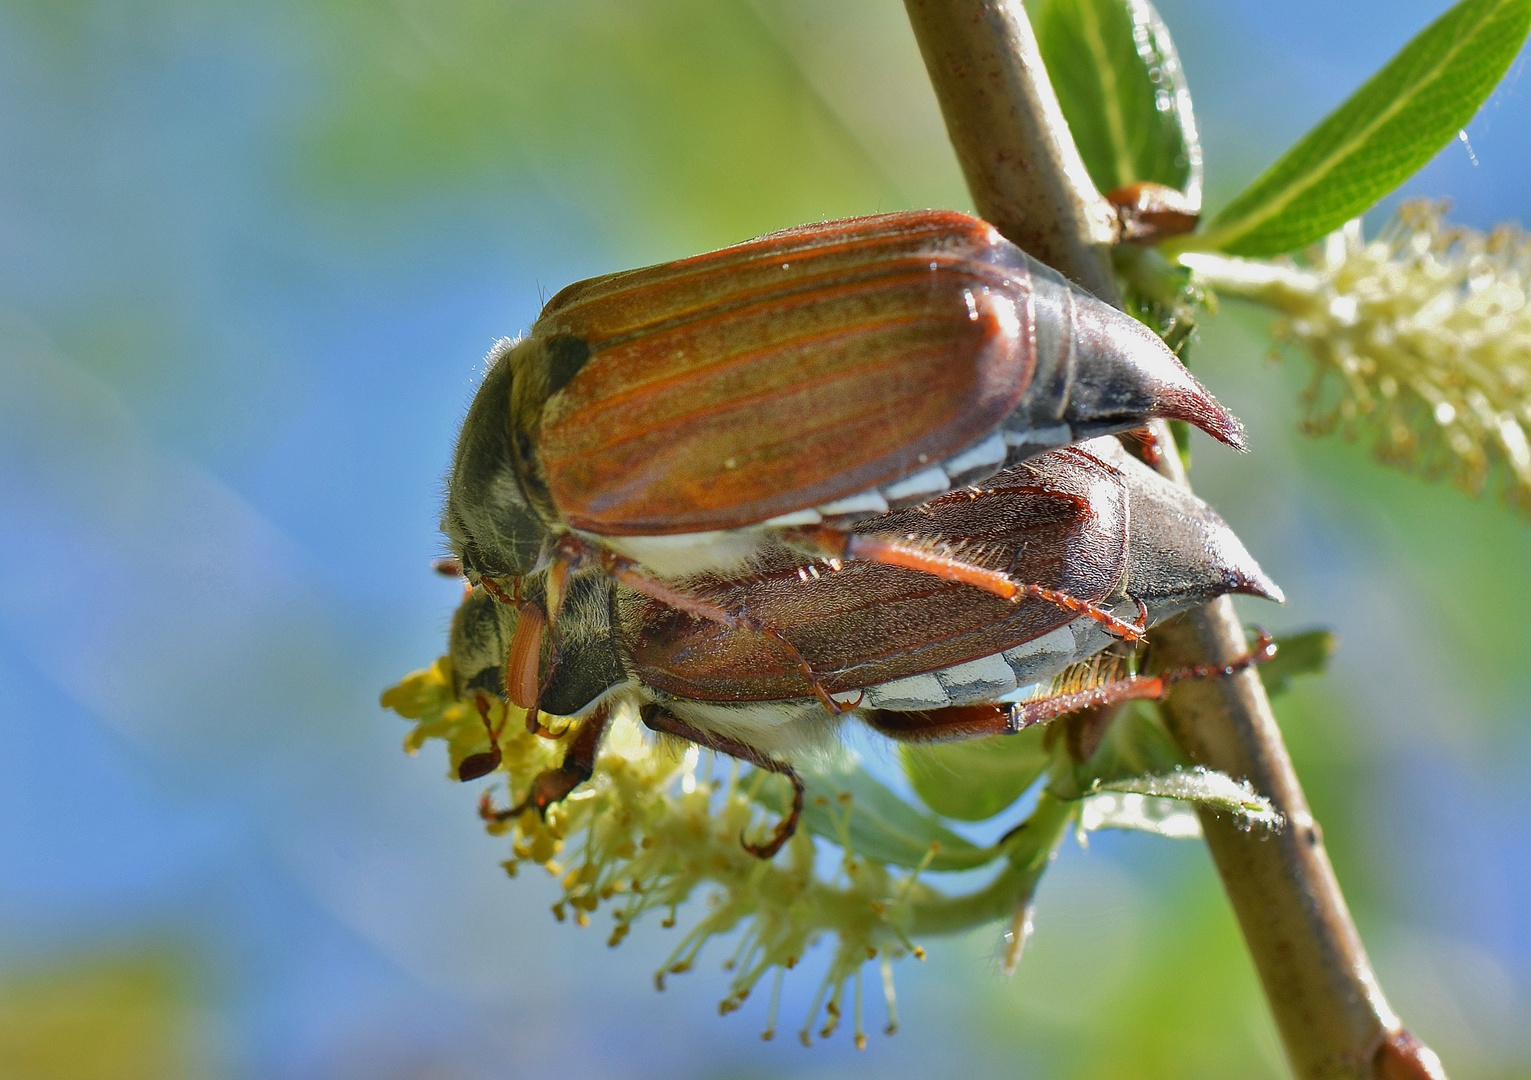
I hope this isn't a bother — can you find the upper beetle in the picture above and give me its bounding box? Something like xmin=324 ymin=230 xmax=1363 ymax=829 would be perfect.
xmin=443 ymin=209 xmax=1245 ymax=601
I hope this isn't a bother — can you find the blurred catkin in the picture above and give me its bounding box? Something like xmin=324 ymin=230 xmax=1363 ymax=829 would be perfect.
xmin=380 ymin=658 xmax=929 ymax=1048
xmin=1187 ymin=202 xmax=1531 ymax=514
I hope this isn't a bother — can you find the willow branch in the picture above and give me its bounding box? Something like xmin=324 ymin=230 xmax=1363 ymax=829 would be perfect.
xmin=902 ymin=0 xmax=1118 ymax=298
xmin=902 ymin=3 xmax=1441 ymax=1077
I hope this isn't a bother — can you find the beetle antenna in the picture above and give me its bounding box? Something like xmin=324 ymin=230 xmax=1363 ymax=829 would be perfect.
xmin=482 ymin=705 xmax=614 ymax=823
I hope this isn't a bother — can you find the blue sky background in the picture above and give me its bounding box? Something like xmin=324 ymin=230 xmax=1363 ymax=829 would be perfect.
xmin=1 ymin=1 xmax=1528 ymax=1077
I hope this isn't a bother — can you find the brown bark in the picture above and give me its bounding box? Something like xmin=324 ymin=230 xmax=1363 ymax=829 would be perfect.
xmin=902 ymin=0 xmax=1118 ymax=299
xmin=900 ymin=2 xmax=1440 ymax=1076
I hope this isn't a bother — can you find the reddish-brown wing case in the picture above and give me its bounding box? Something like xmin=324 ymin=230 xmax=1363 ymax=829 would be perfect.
xmin=623 ymin=447 xmax=1128 ymax=701
xmin=533 ymin=211 xmax=1038 ymax=535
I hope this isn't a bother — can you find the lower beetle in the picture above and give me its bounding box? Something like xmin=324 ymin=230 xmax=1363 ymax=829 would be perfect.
xmin=447 ymin=439 xmax=1281 ymax=857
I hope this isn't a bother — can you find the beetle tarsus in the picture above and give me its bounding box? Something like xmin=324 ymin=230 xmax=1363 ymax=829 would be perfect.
xmin=525 ymin=708 xmax=565 ymax=740
xmin=1160 ymin=628 xmax=1277 ymax=687
xmin=758 ymin=627 xmax=857 ymax=716
xmin=640 ymin=704 xmax=805 ymax=859
xmin=1019 ymin=584 xmax=1148 ymax=642
xmin=741 ymin=770 xmax=805 ymax=860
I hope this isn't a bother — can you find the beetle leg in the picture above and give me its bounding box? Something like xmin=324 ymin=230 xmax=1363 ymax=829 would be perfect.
xmin=479 ymin=702 xmax=614 ymax=824
xmin=457 ymin=695 xmax=506 ymax=781
xmin=787 ymin=525 xmax=1149 ymax=642
xmin=504 ymin=600 xmax=546 ymax=710
xmin=864 ymin=631 xmax=1275 ymax=741
xmin=479 ymin=575 xmax=517 ymax=606
xmin=862 ymin=703 xmax=1013 ymax=742
xmin=1006 ymin=674 xmax=1170 ymax=731
xmin=1007 ymin=629 xmax=1277 ymax=731
xmin=1157 ymin=628 xmax=1278 ymax=689
xmin=640 ymin=704 xmax=805 ymax=860
xmin=551 ymin=534 xmax=855 ymax=716
xmin=543 ymin=556 xmax=573 ymax=620
xmin=1105 ymin=181 xmax=1201 ymax=244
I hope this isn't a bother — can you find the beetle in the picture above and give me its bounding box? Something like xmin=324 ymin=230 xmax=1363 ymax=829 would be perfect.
xmin=1106 ymin=182 xmax=1201 ymax=244
xmin=443 ymin=209 xmax=1248 ymax=715
xmin=447 ymin=439 xmax=1281 ymax=858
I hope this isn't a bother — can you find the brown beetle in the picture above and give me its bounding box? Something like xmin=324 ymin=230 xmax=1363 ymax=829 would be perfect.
xmin=444 ymin=209 xmax=1247 ymax=715
xmin=1106 ymin=182 xmax=1201 ymax=244
xmin=448 ymin=439 xmax=1281 ymax=857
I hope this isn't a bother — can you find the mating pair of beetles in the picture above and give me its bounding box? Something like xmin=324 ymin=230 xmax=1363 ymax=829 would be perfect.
xmin=438 ymin=209 xmax=1281 ymax=858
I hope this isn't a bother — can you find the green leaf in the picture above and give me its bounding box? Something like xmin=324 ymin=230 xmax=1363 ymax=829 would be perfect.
xmin=1260 ymin=629 xmax=1337 ymax=697
xmin=1188 ymin=0 xmax=1531 ymax=256
xmin=1078 ymin=791 xmax=1202 ymax=839
xmin=906 ymin=794 xmax=1077 ymax=939
xmin=752 ymin=762 xmax=999 ymax=872
xmin=1031 ymin=0 xmax=1201 ymax=197
xmin=898 ymin=727 xmax=1050 ymax=821
xmin=1096 ymin=767 xmax=1282 ymax=829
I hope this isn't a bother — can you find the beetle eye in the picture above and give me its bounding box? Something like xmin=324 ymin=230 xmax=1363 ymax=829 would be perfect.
xmin=457 ymin=542 xmax=507 ymax=583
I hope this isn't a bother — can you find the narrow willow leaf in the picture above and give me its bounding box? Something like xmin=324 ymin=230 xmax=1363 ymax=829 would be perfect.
xmin=1031 ymin=0 xmax=1201 ymax=199
xmin=1260 ymin=629 xmax=1337 ymax=696
xmin=899 ymin=727 xmax=1050 ymax=821
xmin=753 ymin=763 xmax=998 ymax=872
xmin=1098 ymin=767 xmax=1282 ymax=828
xmin=1048 ymin=703 xmax=1188 ymax=801
xmin=1189 ymin=0 xmax=1531 ymax=256
xmin=1079 ymin=791 xmax=1202 ymax=839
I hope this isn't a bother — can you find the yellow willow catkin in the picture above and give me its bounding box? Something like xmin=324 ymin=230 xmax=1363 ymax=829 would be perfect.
xmin=1190 ymin=202 xmax=1531 ymax=514
xmin=380 ymin=658 xmax=924 ymax=1045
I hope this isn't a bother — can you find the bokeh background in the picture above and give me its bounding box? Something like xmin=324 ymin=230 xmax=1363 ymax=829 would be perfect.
xmin=2 ymin=1 xmax=1528 ymax=1077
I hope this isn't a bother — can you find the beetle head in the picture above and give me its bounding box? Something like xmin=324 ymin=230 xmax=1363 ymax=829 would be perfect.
xmin=444 ymin=340 xmax=550 ymax=581
xmin=449 ymin=586 xmax=511 ymax=700
xmin=448 ymin=576 xmax=630 ymax=719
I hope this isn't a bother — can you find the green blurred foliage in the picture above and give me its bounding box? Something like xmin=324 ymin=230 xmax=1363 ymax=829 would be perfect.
xmin=1193 ymin=0 xmax=1531 ymax=255
xmin=296 ymin=0 xmax=956 ymax=257
xmin=901 ymin=727 xmax=1051 ymax=822
xmin=3 ymin=0 xmax=1526 ymax=1074
xmin=0 ymin=951 xmax=210 ymax=1080
xmin=984 ymin=854 xmax=1285 ymax=1078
